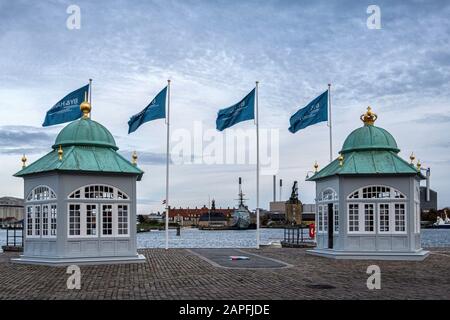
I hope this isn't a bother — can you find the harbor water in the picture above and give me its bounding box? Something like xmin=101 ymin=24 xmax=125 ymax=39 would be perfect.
xmin=1 ymin=228 xmax=450 ymax=249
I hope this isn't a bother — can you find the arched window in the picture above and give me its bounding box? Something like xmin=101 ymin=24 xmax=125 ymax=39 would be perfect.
xmin=26 ymin=185 xmax=57 ymax=202
xmin=68 ymin=184 xmax=129 ymax=200
xmin=318 ymin=188 xmax=338 ymax=202
xmin=25 ymin=186 xmax=57 ymax=239
xmin=347 ymin=185 xmax=405 ymax=200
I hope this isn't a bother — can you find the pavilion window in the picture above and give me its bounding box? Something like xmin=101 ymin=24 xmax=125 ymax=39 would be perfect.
xmin=323 ymin=206 xmax=328 ymax=232
xmin=395 ymin=204 xmax=406 ymax=232
xmin=379 ymin=203 xmax=390 ymax=233
xmin=364 ymin=204 xmax=375 ymax=232
xmin=318 ymin=206 xmax=323 ymax=232
xmin=334 ymin=204 xmax=339 ymax=233
xmin=69 ymin=204 xmax=81 ymax=236
xmin=42 ymin=205 xmax=49 ymax=236
xmin=102 ymin=205 xmax=113 ymax=236
xmin=34 ymin=205 xmax=41 ymax=236
xmin=348 ymin=204 xmax=359 ymax=232
xmin=26 ymin=206 xmax=33 ymax=236
xmin=118 ymin=205 xmax=129 ymax=235
xmin=50 ymin=205 xmax=57 ymax=236
xmin=86 ymin=204 xmax=97 ymax=236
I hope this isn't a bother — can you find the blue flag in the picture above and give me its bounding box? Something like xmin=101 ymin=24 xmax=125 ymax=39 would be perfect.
xmin=289 ymin=90 xmax=328 ymax=133
xmin=128 ymin=86 xmax=167 ymax=134
xmin=42 ymin=84 xmax=89 ymax=127
xmin=216 ymin=88 xmax=255 ymax=131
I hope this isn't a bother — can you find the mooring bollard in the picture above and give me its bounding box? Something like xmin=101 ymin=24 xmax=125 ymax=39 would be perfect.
xmin=176 ymin=225 xmax=181 ymax=236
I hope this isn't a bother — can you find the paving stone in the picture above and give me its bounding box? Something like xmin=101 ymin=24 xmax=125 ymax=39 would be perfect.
xmin=0 ymin=248 xmax=448 ymax=299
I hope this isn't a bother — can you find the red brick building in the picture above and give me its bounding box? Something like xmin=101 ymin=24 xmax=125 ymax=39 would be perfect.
xmin=169 ymin=205 xmax=235 ymax=226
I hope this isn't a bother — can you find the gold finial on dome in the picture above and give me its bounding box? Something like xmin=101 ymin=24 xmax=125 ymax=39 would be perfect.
xmin=58 ymin=145 xmax=63 ymax=161
xmin=21 ymin=154 xmax=27 ymax=168
xmin=338 ymin=153 xmax=344 ymax=166
xmin=409 ymin=152 xmax=416 ymax=164
xmin=360 ymin=106 xmax=378 ymax=125
xmin=416 ymin=159 xmax=421 ymax=171
xmin=80 ymin=91 xmax=91 ymax=118
xmin=314 ymin=161 xmax=319 ymax=172
xmin=132 ymin=151 xmax=138 ymax=165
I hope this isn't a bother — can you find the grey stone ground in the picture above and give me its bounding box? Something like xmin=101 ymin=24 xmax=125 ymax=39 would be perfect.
xmin=0 ymin=248 xmax=449 ymax=300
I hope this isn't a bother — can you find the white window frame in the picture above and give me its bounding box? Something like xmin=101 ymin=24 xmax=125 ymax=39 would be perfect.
xmin=333 ymin=203 xmax=339 ymax=233
xmin=26 ymin=185 xmax=57 ymax=202
xmin=67 ymin=203 xmax=82 ymax=237
xmin=68 ymin=184 xmax=129 ymax=200
xmin=348 ymin=203 xmax=360 ymax=233
xmin=100 ymin=204 xmax=114 ymax=237
xmin=25 ymin=203 xmax=57 ymax=239
xmin=85 ymin=204 xmax=98 ymax=237
xmin=378 ymin=203 xmax=390 ymax=234
xmin=346 ymin=185 xmax=406 ymax=200
xmin=117 ymin=204 xmax=130 ymax=236
xmin=363 ymin=203 xmax=375 ymax=233
xmin=394 ymin=203 xmax=407 ymax=234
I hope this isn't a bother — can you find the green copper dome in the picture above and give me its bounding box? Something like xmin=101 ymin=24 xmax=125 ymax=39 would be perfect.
xmin=53 ymin=117 xmax=118 ymax=150
xmin=340 ymin=124 xmax=399 ymax=154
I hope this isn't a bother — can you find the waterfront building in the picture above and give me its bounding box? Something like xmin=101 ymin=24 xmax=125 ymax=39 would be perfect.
xmin=13 ymin=98 xmax=145 ymax=265
xmin=420 ymin=187 xmax=437 ymax=213
xmin=0 ymin=197 xmax=24 ymax=225
xmin=198 ymin=200 xmax=229 ymax=228
xmin=169 ymin=205 xmax=234 ymax=226
xmin=268 ymin=201 xmax=315 ymax=223
xmin=306 ymin=107 xmax=429 ymax=260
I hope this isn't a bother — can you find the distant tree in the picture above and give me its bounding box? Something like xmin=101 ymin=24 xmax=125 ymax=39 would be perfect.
xmin=137 ymin=215 xmax=146 ymax=224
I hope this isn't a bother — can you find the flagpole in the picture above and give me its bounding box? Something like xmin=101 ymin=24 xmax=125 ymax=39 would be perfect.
xmin=89 ymin=79 xmax=92 ymax=118
xmin=255 ymin=81 xmax=260 ymax=249
xmin=328 ymin=83 xmax=333 ymax=162
xmin=165 ymin=80 xmax=171 ymax=250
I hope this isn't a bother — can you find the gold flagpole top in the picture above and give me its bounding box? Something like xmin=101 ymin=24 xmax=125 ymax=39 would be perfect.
xmin=58 ymin=145 xmax=63 ymax=161
xmin=132 ymin=151 xmax=138 ymax=165
xmin=314 ymin=161 xmax=319 ymax=172
xmin=409 ymin=152 xmax=416 ymax=164
xmin=21 ymin=154 xmax=27 ymax=168
xmin=80 ymin=91 xmax=91 ymax=118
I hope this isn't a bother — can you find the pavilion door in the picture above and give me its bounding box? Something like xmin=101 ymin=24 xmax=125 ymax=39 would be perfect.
xmin=328 ymin=203 xmax=334 ymax=249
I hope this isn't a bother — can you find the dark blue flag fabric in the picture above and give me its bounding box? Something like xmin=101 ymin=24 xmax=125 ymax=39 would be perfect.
xmin=288 ymin=90 xmax=328 ymax=133
xmin=42 ymin=84 xmax=89 ymax=127
xmin=216 ymin=88 xmax=255 ymax=131
xmin=128 ymin=86 xmax=167 ymax=134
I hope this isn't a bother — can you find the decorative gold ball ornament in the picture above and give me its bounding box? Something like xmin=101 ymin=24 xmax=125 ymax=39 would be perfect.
xmin=416 ymin=160 xmax=421 ymax=171
xmin=338 ymin=153 xmax=344 ymax=166
xmin=80 ymin=92 xmax=91 ymax=118
xmin=360 ymin=106 xmax=378 ymax=125
xmin=314 ymin=161 xmax=319 ymax=172
xmin=409 ymin=152 xmax=416 ymax=164
xmin=132 ymin=151 xmax=138 ymax=165
xmin=58 ymin=145 xmax=63 ymax=161
xmin=21 ymin=154 xmax=27 ymax=168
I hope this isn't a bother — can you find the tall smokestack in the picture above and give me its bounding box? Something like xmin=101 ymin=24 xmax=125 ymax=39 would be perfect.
xmin=273 ymin=175 xmax=276 ymax=202
xmin=239 ymin=177 xmax=242 ymax=194
xmin=279 ymin=179 xmax=283 ymax=201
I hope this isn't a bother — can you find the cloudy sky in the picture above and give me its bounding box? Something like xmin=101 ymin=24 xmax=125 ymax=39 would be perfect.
xmin=0 ymin=0 xmax=449 ymax=213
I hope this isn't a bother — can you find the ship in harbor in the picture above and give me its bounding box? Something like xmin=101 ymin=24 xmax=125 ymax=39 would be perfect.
xmin=229 ymin=178 xmax=252 ymax=230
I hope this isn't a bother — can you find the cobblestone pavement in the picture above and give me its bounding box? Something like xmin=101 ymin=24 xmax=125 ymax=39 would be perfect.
xmin=0 ymin=248 xmax=449 ymax=300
